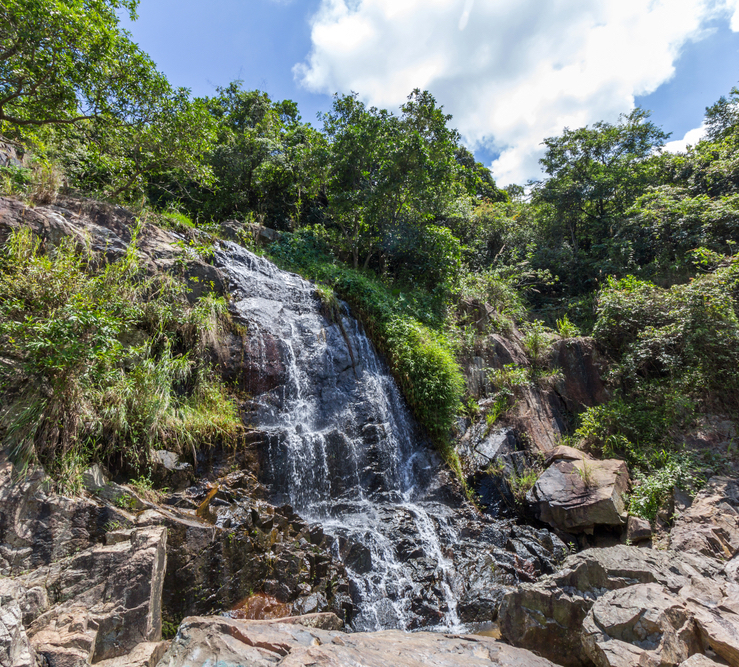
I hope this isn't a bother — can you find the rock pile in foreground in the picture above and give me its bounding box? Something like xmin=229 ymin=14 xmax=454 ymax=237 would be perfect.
xmin=156 ymin=614 xmax=557 ymax=667
xmin=499 ymin=545 xmax=739 ymax=667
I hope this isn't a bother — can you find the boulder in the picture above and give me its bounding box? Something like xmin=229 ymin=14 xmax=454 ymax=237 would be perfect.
xmin=689 ymin=601 xmax=739 ymax=666
xmin=20 ymin=525 xmax=167 ymax=663
xmin=526 ymin=455 xmax=630 ymax=533
xmin=95 ymin=641 xmax=170 ymax=667
xmin=156 ymin=615 xmax=559 ymax=667
xmin=627 ymin=515 xmax=653 ymax=544
xmin=670 ymin=477 xmax=739 ymax=560
xmin=581 ymin=584 xmax=701 ymax=667
xmin=499 ymin=545 xmax=730 ymax=667
xmin=150 ymin=451 xmax=194 ymax=492
xmin=680 ymin=656 xmax=725 ymax=666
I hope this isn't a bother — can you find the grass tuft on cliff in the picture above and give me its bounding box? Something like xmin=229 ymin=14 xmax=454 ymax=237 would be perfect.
xmin=0 ymin=227 xmax=241 ymax=489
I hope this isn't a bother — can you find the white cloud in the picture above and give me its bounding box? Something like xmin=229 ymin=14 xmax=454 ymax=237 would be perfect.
xmin=295 ymin=0 xmax=739 ymax=185
xmin=663 ymin=123 xmax=708 ymax=152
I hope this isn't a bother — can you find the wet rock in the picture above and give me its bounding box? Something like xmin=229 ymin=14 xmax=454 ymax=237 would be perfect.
xmin=526 ymin=454 xmax=630 ymax=533
xmin=150 ymin=451 xmax=194 ymax=492
xmin=156 ymin=615 xmax=559 ymax=667
xmin=627 ymin=515 xmax=653 ymax=544
xmin=148 ymin=481 xmax=350 ymax=628
xmin=670 ymin=476 xmax=739 ymax=560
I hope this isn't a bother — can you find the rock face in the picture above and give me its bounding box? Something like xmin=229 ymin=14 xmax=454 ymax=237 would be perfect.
xmin=526 ymin=447 xmax=630 ymax=533
xmin=499 ymin=544 xmax=739 ymax=667
xmin=0 ymin=457 xmax=168 ymax=666
xmin=0 ymin=449 xmax=354 ymax=666
xmin=670 ymin=476 xmax=739 ymax=559
xmin=582 ymin=584 xmax=702 ymax=667
xmin=0 ymin=196 xmax=226 ymax=301
xmin=156 ymin=615 xmax=559 ymax=667
xmin=550 ymin=338 xmax=609 ymax=415
xmin=150 ymin=472 xmax=352 ymax=628
xmin=0 ymin=580 xmax=35 ymax=667
xmin=0 ymin=195 xmax=570 ymax=636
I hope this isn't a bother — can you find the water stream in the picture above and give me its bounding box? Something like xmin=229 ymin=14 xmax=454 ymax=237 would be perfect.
xmin=215 ymin=243 xmax=464 ymax=631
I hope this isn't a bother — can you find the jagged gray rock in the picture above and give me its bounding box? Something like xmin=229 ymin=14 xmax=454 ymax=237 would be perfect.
xmin=499 ymin=542 xmax=739 ymax=667
xmin=670 ymin=476 xmax=739 ymax=560
xmin=0 ymin=579 xmax=36 ymax=667
xmin=20 ymin=524 xmax=167 ymax=664
xmin=582 ymin=584 xmax=701 ymax=667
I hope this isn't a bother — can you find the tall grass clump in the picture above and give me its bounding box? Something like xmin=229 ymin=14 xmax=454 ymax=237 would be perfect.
xmin=0 ymin=227 xmax=241 ymax=485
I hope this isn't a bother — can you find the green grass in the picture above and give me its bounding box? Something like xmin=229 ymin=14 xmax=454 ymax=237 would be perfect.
xmin=0 ymin=226 xmax=242 ymax=486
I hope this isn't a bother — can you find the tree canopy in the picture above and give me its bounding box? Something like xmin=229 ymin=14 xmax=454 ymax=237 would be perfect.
xmin=0 ymin=0 xmax=166 ymax=128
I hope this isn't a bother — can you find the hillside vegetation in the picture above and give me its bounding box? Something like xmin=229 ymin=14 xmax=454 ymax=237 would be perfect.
xmin=2 ymin=0 xmax=739 ymax=512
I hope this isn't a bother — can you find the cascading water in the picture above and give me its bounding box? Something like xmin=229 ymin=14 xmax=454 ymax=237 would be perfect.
xmin=215 ymin=242 xmax=464 ymax=631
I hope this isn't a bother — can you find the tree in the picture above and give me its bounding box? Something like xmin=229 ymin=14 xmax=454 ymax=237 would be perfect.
xmin=0 ymin=0 xmax=168 ymax=130
xmin=321 ymin=89 xmax=469 ymax=275
xmin=183 ymin=83 xmax=323 ymax=226
xmin=81 ymin=91 xmax=217 ymax=199
xmin=705 ymin=87 xmax=739 ymax=142
xmin=532 ymin=109 xmax=668 ymax=289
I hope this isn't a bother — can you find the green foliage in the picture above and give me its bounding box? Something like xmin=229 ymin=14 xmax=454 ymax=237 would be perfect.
xmin=489 ymin=364 xmax=530 ymax=390
xmin=532 ymin=109 xmax=669 ymax=292
xmin=0 ymin=165 xmax=32 ymax=197
xmin=509 ymin=465 xmax=541 ymax=503
xmin=1 ymin=0 xmax=144 ymax=128
xmin=483 ymin=391 xmax=513 ymax=433
xmin=574 ymin=390 xmax=702 ymax=519
xmin=593 ymin=258 xmax=739 ymax=409
xmin=629 ymin=458 xmax=698 ymax=521
xmin=522 ymin=320 xmax=553 ymax=369
xmin=172 ymin=83 xmax=322 ymax=227
xmin=556 ymin=314 xmax=581 ymax=338
xmin=0 ymin=228 xmax=241 ymax=480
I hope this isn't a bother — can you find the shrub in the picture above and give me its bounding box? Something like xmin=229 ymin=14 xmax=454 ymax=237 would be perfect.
xmin=593 ymin=259 xmax=739 ymax=410
xmin=522 ymin=320 xmax=554 ymax=369
xmin=0 ymin=227 xmax=241 ymax=484
xmin=629 ymin=457 xmax=698 ymax=521
xmin=556 ymin=314 xmax=581 ymax=338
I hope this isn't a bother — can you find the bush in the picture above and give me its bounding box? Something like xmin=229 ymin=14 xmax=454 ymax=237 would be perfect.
xmin=594 ymin=256 xmax=739 ymax=412
xmin=629 ymin=457 xmax=698 ymax=521
xmin=0 ymin=228 xmax=241 ymax=485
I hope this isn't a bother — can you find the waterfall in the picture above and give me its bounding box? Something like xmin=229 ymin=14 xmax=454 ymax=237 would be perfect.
xmin=215 ymin=242 xmax=464 ymax=631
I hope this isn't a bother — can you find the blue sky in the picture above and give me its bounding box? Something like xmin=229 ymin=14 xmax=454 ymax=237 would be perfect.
xmin=122 ymin=0 xmax=739 ymax=185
